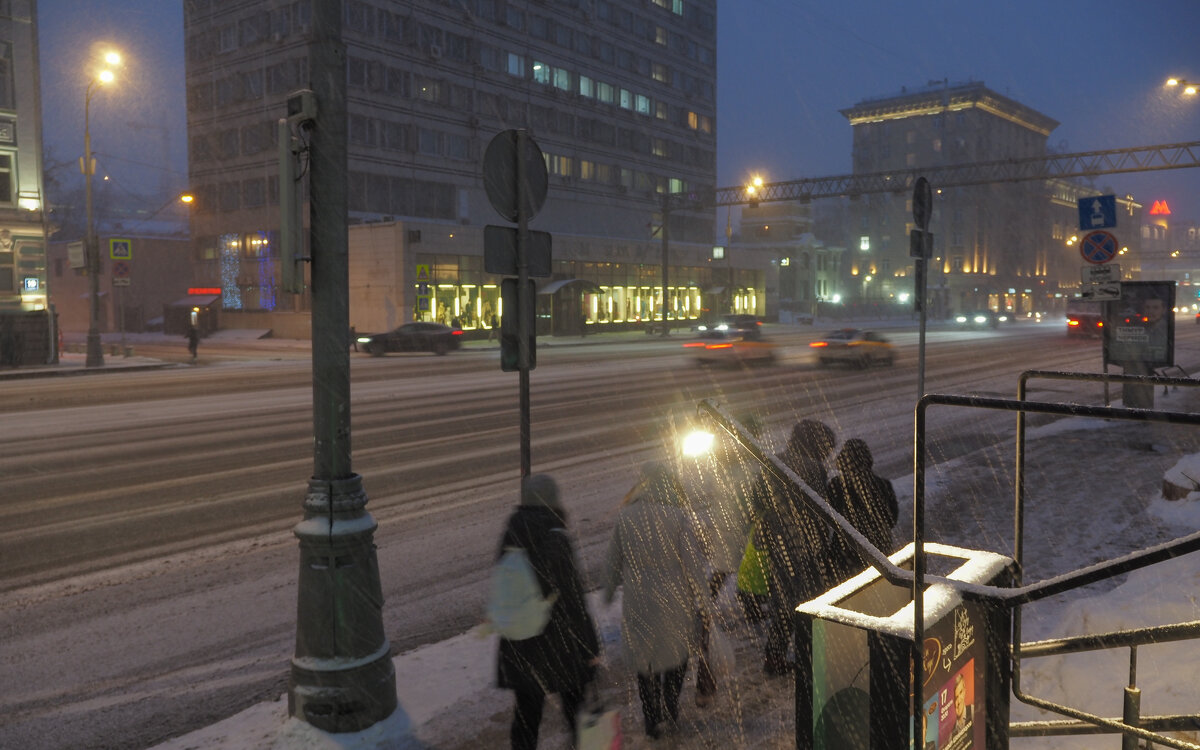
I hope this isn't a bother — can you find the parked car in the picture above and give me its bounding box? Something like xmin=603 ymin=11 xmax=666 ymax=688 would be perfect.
xmin=684 ymin=325 xmax=776 ymax=366
xmin=357 ymin=322 xmax=463 ymax=356
xmin=954 ymin=310 xmax=1008 ymax=329
xmin=809 ymin=328 xmax=895 ymax=368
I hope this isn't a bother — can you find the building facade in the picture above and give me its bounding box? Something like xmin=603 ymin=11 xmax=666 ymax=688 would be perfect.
xmin=840 ymin=81 xmax=1079 ymax=319
xmin=183 ymin=0 xmax=746 ymax=336
xmin=0 ymin=1 xmax=52 ymax=364
xmin=734 ymin=200 xmax=844 ymax=322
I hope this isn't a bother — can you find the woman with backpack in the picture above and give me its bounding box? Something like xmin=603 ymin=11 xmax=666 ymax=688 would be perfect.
xmin=604 ymin=460 xmax=708 ymax=740
xmin=494 ymin=474 xmax=600 ymax=750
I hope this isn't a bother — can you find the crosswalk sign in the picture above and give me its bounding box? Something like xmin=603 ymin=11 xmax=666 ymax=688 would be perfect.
xmin=109 ymin=238 xmax=132 ymax=260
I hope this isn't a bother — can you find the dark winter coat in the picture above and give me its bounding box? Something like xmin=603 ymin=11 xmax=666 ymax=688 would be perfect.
xmin=827 ymin=470 xmax=899 ymax=581
xmin=754 ymin=449 xmax=834 ymax=606
xmin=495 ymin=504 xmax=600 ymax=694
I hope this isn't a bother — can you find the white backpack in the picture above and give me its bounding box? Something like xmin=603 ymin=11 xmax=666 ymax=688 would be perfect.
xmin=488 ymin=546 xmax=558 ymax=640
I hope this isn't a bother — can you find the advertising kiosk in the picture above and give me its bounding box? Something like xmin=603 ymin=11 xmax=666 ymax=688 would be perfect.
xmin=795 ymin=542 xmax=1014 ymax=750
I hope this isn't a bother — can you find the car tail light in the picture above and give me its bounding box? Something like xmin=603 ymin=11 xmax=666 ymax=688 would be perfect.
xmin=705 ymin=343 xmax=733 ymax=350
xmin=1067 ymin=319 xmax=1080 ymax=327
xmin=451 ymin=329 xmax=463 ymax=335
xmin=683 ymin=342 xmax=705 ymax=348
xmin=809 ymin=341 xmax=828 ymax=348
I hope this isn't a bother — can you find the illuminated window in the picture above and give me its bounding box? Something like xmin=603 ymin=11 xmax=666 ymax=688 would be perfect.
xmin=553 ymin=67 xmax=570 ymax=91
xmin=652 ymin=63 xmax=668 ymax=83
xmin=860 ymin=235 xmax=870 ymax=251
xmin=619 ymin=88 xmax=633 ymax=109
xmin=532 ymin=61 xmax=549 ymax=85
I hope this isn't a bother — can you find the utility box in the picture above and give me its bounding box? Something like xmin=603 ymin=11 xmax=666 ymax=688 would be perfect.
xmin=795 ymin=542 xmax=1014 ymax=750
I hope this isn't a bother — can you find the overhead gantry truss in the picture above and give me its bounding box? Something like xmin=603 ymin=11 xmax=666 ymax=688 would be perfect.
xmin=684 ymin=140 xmax=1200 ymax=209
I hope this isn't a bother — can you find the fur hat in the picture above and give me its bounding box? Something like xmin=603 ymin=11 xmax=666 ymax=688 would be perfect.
xmin=521 ymin=474 xmax=562 ymax=510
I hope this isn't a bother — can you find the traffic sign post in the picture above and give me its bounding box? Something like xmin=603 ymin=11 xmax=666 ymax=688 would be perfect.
xmin=1080 ymin=230 xmax=1118 ymax=265
xmin=484 ymin=128 xmax=550 ymax=482
xmin=1078 ymin=195 xmax=1117 ymax=230
xmin=911 ymin=176 xmax=933 ymax=404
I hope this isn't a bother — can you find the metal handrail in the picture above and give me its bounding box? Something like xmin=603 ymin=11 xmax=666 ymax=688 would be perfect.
xmin=698 ymin=376 xmax=1200 ymax=749
xmin=1010 ymin=370 xmax=1200 ymax=748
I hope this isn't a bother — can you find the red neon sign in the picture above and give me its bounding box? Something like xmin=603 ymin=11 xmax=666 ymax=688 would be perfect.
xmin=187 ymin=287 xmax=222 ymax=295
xmin=1150 ymin=200 xmax=1172 ymax=216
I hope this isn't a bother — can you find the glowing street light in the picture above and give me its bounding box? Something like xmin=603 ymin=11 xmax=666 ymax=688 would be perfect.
xmin=83 ymin=47 xmax=122 ymax=368
xmin=1166 ymin=77 xmax=1197 ymax=96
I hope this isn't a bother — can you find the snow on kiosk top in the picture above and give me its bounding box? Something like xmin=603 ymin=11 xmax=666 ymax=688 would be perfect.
xmin=796 ymin=541 xmax=1013 ymax=640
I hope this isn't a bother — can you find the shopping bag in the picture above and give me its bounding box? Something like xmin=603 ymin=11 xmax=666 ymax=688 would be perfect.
xmin=576 ymin=686 xmax=622 ymax=750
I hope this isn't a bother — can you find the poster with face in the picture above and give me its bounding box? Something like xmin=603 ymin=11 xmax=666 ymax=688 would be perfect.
xmin=1104 ymin=280 xmax=1175 ymax=369
xmin=919 ymin=603 xmax=983 ymax=750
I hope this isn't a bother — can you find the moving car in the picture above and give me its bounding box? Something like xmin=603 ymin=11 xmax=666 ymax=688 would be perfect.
xmin=684 ymin=326 xmax=776 ymax=366
xmin=1066 ymin=299 xmax=1103 ymax=338
xmin=954 ymin=310 xmax=1008 ymax=329
xmin=357 ymin=322 xmax=463 ymax=356
xmin=809 ymin=328 xmax=895 ymax=368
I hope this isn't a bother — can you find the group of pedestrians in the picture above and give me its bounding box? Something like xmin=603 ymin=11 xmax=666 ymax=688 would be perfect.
xmin=489 ymin=416 xmax=899 ymax=747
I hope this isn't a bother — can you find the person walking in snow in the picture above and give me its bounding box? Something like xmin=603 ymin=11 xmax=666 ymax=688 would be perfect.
xmin=753 ymin=419 xmax=837 ymax=675
xmin=604 ymin=460 xmax=708 ymax=739
xmin=826 ymin=438 xmax=899 ymax=583
xmin=184 ymin=324 xmax=199 ymax=362
xmin=495 ymin=474 xmax=600 ymax=750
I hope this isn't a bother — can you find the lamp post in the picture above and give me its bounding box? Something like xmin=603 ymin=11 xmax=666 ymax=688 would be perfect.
xmin=83 ymin=51 xmax=119 ymax=368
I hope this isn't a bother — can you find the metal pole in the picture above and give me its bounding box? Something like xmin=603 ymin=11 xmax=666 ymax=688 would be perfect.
xmin=83 ymin=82 xmax=103 ymax=368
xmin=517 ymin=130 xmax=532 ymax=479
xmin=917 ymin=257 xmax=927 ymax=402
xmin=288 ymin=0 xmax=397 ymax=732
xmin=118 ymin=284 xmax=126 ymax=356
xmin=660 ymin=194 xmax=670 ymax=336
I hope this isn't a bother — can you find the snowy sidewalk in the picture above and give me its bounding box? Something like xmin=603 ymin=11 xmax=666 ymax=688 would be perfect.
xmin=154 ymin=386 xmax=1200 ymax=750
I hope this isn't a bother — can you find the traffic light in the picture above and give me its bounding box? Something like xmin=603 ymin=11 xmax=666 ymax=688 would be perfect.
xmin=500 ymin=278 xmax=536 ymax=372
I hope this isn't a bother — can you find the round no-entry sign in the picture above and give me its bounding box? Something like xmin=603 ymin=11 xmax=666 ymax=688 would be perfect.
xmin=1080 ymin=230 xmax=1118 ymax=265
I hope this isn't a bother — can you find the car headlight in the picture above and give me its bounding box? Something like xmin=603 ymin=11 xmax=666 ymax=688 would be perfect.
xmin=357 ymin=337 xmax=371 ymax=343
xmin=973 ymin=315 xmax=987 ymax=324
xmin=955 ymin=315 xmax=967 ymax=323
xmin=997 ymin=315 xmax=1008 ymax=322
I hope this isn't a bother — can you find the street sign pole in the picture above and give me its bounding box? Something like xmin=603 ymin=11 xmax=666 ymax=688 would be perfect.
xmin=516 ymin=130 xmax=532 ymax=482
xmin=911 ymin=177 xmax=933 ymax=405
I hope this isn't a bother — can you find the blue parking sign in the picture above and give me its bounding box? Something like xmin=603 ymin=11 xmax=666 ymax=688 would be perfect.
xmin=1078 ymin=195 xmax=1116 ymax=231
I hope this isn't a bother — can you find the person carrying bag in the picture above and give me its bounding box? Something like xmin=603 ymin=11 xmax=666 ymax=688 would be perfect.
xmin=494 ymin=474 xmax=600 ymax=750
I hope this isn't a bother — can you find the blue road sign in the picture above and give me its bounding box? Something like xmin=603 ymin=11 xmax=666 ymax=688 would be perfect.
xmin=1080 ymin=230 xmax=1118 ymax=265
xmin=1078 ymin=195 xmax=1116 ymax=231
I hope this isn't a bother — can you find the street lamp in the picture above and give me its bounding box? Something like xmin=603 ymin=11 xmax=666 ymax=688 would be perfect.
xmin=83 ymin=49 xmax=121 ymax=368
xmin=1166 ymin=77 xmax=1197 ymax=96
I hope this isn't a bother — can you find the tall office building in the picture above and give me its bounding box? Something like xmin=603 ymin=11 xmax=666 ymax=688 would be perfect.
xmin=840 ymin=81 xmax=1071 ymax=317
xmin=184 ymin=0 xmax=733 ymax=336
xmin=0 ymin=1 xmax=51 ymax=363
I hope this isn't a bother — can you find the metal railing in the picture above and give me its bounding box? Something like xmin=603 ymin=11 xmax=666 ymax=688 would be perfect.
xmin=697 ymin=371 xmax=1200 ymax=749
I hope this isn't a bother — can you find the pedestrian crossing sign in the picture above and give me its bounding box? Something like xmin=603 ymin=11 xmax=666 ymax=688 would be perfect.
xmin=416 ymin=264 xmax=430 ymax=282
xmin=110 ymin=238 xmax=132 ymax=260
